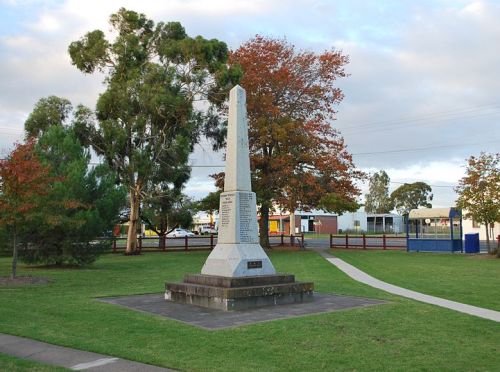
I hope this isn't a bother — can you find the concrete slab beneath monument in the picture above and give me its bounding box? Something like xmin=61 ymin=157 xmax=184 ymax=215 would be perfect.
xmin=99 ymin=292 xmax=387 ymax=330
xmin=166 ymin=273 xmax=314 ymax=311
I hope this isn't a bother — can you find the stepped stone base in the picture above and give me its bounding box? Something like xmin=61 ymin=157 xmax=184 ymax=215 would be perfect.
xmin=165 ymin=274 xmax=314 ymax=311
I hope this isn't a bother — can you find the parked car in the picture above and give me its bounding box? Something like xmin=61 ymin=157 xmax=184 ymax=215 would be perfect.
xmin=167 ymin=228 xmax=195 ymax=238
xmin=198 ymin=224 xmax=217 ymax=235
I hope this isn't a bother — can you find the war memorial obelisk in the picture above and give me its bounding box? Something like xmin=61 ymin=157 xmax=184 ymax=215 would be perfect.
xmin=165 ymin=85 xmax=313 ymax=311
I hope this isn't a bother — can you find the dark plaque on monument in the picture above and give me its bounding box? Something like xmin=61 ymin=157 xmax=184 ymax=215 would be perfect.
xmin=247 ymin=260 xmax=263 ymax=269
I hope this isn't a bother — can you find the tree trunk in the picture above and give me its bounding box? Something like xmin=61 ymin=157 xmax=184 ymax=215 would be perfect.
xmin=159 ymin=234 xmax=166 ymax=250
xmin=289 ymin=211 xmax=296 ymax=236
xmin=11 ymin=226 xmax=18 ymax=280
xmin=259 ymin=203 xmax=270 ymax=249
xmin=126 ymin=188 xmax=141 ymax=254
xmin=485 ymin=223 xmax=491 ymax=254
xmin=497 ymin=233 xmax=500 ymax=258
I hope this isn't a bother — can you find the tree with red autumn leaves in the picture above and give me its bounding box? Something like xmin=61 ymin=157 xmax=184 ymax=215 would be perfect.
xmin=230 ymin=36 xmax=363 ymax=247
xmin=0 ymin=140 xmax=52 ymax=278
xmin=455 ymin=152 xmax=500 ymax=255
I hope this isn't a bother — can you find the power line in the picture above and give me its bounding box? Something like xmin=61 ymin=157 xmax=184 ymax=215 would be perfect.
xmin=7 ymin=136 xmax=498 ymax=166
xmin=186 ymin=138 xmax=499 ymax=165
xmin=350 ymin=138 xmax=499 ymax=156
xmin=340 ymin=111 xmax=500 ymax=136
xmin=336 ymin=102 xmax=500 ymax=134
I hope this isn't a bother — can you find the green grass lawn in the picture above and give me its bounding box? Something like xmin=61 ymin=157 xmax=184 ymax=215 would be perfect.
xmin=1 ymin=251 xmax=499 ymax=371
xmin=332 ymin=249 xmax=500 ymax=311
xmin=0 ymin=353 xmax=65 ymax=371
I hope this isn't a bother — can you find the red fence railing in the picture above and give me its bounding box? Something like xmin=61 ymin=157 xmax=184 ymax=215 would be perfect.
xmin=271 ymin=233 xmax=305 ymax=248
xmin=107 ymin=233 xmax=305 ymax=253
xmin=330 ymin=234 xmax=406 ymax=250
xmin=110 ymin=234 xmax=217 ymax=253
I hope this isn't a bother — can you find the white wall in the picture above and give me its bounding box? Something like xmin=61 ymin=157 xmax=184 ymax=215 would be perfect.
xmin=337 ymin=212 xmax=367 ymax=232
xmin=337 ymin=211 xmax=404 ymax=233
xmin=462 ymin=218 xmax=500 ymax=241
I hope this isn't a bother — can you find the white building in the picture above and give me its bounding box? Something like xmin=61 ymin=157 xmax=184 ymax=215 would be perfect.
xmin=462 ymin=217 xmax=500 ymax=241
xmin=337 ymin=211 xmax=404 ymax=234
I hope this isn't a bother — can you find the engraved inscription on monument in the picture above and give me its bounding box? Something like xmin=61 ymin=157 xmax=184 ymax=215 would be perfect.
xmin=219 ymin=193 xmax=235 ymax=228
xmin=238 ymin=192 xmax=254 ymax=243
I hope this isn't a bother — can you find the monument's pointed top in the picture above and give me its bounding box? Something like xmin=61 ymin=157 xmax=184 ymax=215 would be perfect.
xmin=231 ymin=84 xmax=245 ymax=93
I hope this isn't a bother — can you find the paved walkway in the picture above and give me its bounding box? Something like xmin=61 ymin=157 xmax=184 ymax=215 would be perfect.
xmin=0 ymin=333 xmax=174 ymax=371
xmin=316 ymin=249 xmax=500 ymax=323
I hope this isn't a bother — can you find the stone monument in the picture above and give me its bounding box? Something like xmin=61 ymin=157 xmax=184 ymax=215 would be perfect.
xmin=165 ymin=85 xmax=313 ymax=311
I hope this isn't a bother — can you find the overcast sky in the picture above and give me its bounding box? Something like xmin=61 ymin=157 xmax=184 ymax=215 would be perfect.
xmin=1 ymin=0 xmax=499 ymax=207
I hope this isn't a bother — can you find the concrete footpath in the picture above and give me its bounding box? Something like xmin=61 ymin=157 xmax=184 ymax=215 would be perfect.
xmin=316 ymin=249 xmax=500 ymax=323
xmin=0 ymin=333 xmax=174 ymax=371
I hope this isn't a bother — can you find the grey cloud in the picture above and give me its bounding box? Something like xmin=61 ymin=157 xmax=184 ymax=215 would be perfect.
xmin=1 ymin=0 xmax=498 ymax=206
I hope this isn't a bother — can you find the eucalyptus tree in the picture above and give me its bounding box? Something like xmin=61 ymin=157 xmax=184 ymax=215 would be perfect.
xmin=365 ymin=170 xmax=394 ymax=214
xmin=24 ymin=96 xmax=72 ymax=138
xmin=68 ymin=8 xmax=239 ymax=253
xmin=391 ymin=182 xmax=433 ymax=215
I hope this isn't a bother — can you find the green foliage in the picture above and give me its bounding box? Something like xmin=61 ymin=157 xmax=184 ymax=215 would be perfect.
xmin=18 ymin=125 xmax=126 ymax=266
xmin=197 ymin=190 xmax=221 ymax=214
xmin=141 ymin=191 xmax=195 ymax=236
xmin=390 ymin=181 xmax=433 ymax=215
xmin=68 ymin=8 xmax=240 ymax=253
xmin=364 ymin=170 xmax=394 ymax=213
xmin=0 ymin=353 xmax=67 ymax=372
xmin=318 ymin=192 xmax=360 ymax=214
xmin=0 ymin=226 xmax=9 ymax=257
xmin=455 ymin=152 xmax=500 ymax=254
xmin=24 ymin=96 xmax=73 ymax=138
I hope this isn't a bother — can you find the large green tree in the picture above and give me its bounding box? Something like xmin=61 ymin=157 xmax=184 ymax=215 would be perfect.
xmin=390 ymin=182 xmax=433 ymax=215
xmin=68 ymin=8 xmax=239 ymax=254
xmin=20 ymin=125 xmax=126 ymax=266
xmin=230 ymin=36 xmax=361 ymax=246
xmin=455 ymin=152 xmax=500 ymax=255
xmin=365 ymin=170 xmax=394 ymax=214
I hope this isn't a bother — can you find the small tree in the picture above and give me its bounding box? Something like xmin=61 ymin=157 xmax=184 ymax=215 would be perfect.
xmin=197 ymin=190 xmax=222 ymax=231
xmin=141 ymin=190 xmax=194 ymax=250
xmin=0 ymin=140 xmax=52 ymax=278
xmin=455 ymin=153 xmax=500 ymax=255
xmin=391 ymin=182 xmax=433 ymax=215
xmin=365 ymin=170 xmax=393 ymax=214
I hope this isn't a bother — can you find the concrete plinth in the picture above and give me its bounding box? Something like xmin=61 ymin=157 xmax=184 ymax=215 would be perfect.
xmin=165 ymin=274 xmax=314 ymax=311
